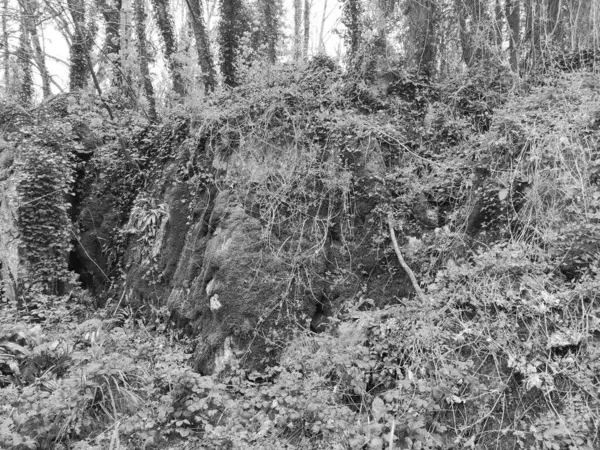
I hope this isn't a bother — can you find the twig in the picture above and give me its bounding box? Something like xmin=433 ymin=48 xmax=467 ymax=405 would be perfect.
xmin=387 ymin=213 xmax=427 ymax=303
xmin=112 ymin=289 xmax=127 ymax=317
xmin=70 ymin=229 xmax=110 ymax=281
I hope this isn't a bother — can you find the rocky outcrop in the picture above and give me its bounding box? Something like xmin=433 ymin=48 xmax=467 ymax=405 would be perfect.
xmin=0 ymin=92 xmax=433 ymax=376
xmin=108 ymin=131 xmax=419 ymax=375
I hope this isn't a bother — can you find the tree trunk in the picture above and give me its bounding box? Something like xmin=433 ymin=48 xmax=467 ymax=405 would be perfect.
xmin=407 ymin=0 xmax=436 ymax=76
xmin=17 ymin=14 xmax=33 ymax=105
xmin=546 ymin=0 xmax=561 ymax=39
xmin=3 ymin=0 xmax=10 ymax=92
xmin=259 ymin=0 xmax=280 ymax=63
xmin=253 ymin=0 xmax=281 ymax=64
xmin=218 ymin=0 xmax=244 ymax=86
xmin=341 ymin=0 xmax=362 ymax=61
xmin=524 ymin=0 xmax=542 ymax=71
xmin=494 ymin=0 xmax=503 ymax=46
xmin=317 ymin=0 xmax=327 ymax=53
xmin=293 ymin=0 xmax=302 ymax=60
xmin=186 ymin=0 xmax=215 ymax=91
xmin=505 ymin=0 xmax=520 ymax=72
xmin=455 ymin=0 xmax=495 ymax=67
xmin=67 ymin=0 xmax=89 ymax=90
xmin=20 ymin=0 xmax=52 ymax=97
xmin=455 ymin=0 xmax=473 ymax=65
xmin=134 ymin=0 xmax=158 ymax=121
xmin=373 ymin=0 xmax=396 ymax=64
xmin=151 ymin=0 xmax=185 ymax=97
xmin=303 ymin=0 xmax=310 ymax=57
xmin=96 ymin=0 xmax=122 ymax=86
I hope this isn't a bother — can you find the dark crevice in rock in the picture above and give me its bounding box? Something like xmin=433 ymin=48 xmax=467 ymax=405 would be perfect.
xmin=310 ymin=297 xmax=330 ymax=333
xmin=199 ymin=186 xmax=218 ymax=236
xmin=68 ymin=249 xmax=93 ymax=289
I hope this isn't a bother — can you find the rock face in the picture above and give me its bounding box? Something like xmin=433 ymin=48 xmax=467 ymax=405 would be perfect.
xmin=109 ymin=135 xmax=416 ymax=375
xmin=174 ymin=192 xmax=309 ymax=373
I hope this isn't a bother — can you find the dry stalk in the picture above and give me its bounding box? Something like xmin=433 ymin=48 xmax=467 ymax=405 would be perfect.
xmin=387 ymin=213 xmax=427 ymax=303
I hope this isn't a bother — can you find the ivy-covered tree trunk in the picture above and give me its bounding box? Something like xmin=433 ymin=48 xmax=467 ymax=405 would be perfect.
xmin=186 ymin=0 xmax=215 ymax=91
xmin=20 ymin=0 xmax=51 ymax=97
xmin=135 ymin=0 xmax=158 ymax=121
xmin=505 ymin=0 xmax=520 ymax=72
xmin=218 ymin=0 xmax=244 ymax=86
xmin=97 ymin=0 xmax=122 ymax=87
xmin=18 ymin=127 xmax=74 ymax=297
xmin=341 ymin=0 xmax=362 ymax=62
xmin=303 ymin=0 xmax=310 ymax=57
xmin=151 ymin=0 xmax=185 ymax=97
xmin=257 ymin=0 xmax=282 ymax=63
xmin=68 ymin=0 xmax=89 ymax=90
xmin=17 ymin=17 xmax=33 ymax=105
xmin=119 ymin=0 xmax=136 ymax=97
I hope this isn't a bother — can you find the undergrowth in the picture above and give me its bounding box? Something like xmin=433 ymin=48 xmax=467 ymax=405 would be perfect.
xmin=2 ymin=65 xmax=600 ymax=449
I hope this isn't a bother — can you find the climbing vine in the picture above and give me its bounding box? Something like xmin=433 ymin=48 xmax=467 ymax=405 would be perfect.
xmin=17 ymin=123 xmax=75 ymax=294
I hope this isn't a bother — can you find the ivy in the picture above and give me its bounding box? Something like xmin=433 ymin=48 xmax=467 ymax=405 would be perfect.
xmin=16 ymin=122 xmax=75 ymax=295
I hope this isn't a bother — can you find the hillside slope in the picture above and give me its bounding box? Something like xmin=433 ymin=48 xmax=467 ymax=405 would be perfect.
xmin=1 ymin=64 xmax=599 ymax=449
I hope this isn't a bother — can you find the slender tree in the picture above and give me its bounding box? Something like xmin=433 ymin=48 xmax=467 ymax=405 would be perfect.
xmin=3 ymin=0 xmax=10 ymax=91
xmin=546 ymin=0 xmax=561 ymax=42
xmin=151 ymin=0 xmax=185 ymax=97
xmin=494 ymin=0 xmax=503 ymax=46
xmin=505 ymin=0 xmax=520 ymax=71
xmin=317 ymin=0 xmax=327 ymax=52
xmin=17 ymin=13 xmax=33 ymax=105
xmin=293 ymin=0 xmax=302 ymax=60
xmin=303 ymin=0 xmax=310 ymax=57
xmin=186 ymin=0 xmax=215 ymax=91
xmin=20 ymin=0 xmax=52 ymax=97
xmin=134 ymin=0 xmax=157 ymax=121
xmin=218 ymin=0 xmax=245 ymax=86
